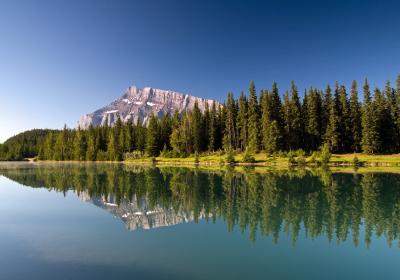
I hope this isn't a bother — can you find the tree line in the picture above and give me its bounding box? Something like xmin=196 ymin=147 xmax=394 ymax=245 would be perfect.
xmin=1 ymin=75 xmax=400 ymax=161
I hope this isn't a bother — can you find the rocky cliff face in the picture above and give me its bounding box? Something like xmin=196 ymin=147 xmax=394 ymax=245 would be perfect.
xmin=78 ymin=86 xmax=219 ymax=128
xmin=79 ymin=192 xmax=208 ymax=231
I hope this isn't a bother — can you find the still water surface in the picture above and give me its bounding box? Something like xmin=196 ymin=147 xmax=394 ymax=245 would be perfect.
xmin=0 ymin=163 xmax=399 ymax=279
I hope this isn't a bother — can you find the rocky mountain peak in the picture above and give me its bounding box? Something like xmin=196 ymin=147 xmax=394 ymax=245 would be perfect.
xmin=77 ymin=85 xmax=219 ymax=129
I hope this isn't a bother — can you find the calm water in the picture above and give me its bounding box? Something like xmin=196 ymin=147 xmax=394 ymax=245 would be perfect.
xmin=0 ymin=163 xmax=399 ymax=279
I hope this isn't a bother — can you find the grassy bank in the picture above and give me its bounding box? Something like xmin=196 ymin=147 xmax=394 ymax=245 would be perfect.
xmin=124 ymin=152 xmax=400 ymax=167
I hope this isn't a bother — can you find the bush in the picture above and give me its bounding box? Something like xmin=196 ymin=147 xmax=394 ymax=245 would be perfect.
xmin=296 ymin=154 xmax=306 ymax=165
xmin=353 ymin=155 xmax=360 ymax=167
xmin=309 ymin=151 xmax=320 ymax=164
xmin=242 ymin=149 xmax=255 ymax=163
xmin=320 ymin=143 xmax=331 ymax=165
xmin=287 ymin=151 xmax=296 ymax=165
xmin=124 ymin=150 xmax=145 ymax=160
xmin=226 ymin=149 xmax=235 ymax=164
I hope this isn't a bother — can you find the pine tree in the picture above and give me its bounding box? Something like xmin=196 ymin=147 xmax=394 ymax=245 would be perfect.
xmin=223 ymin=92 xmax=237 ymax=151
xmin=337 ymin=84 xmax=352 ymax=152
xmin=288 ymin=81 xmax=303 ymax=150
xmin=322 ymin=84 xmax=332 ymax=139
xmin=73 ymin=127 xmax=86 ymax=160
xmin=361 ymin=79 xmax=380 ymax=154
xmin=247 ymin=81 xmax=259 ymax=152
xmin=107 ymin=128 xmax=117 ymax=160
xmin=264 ymin=120 xmax=279 ymax=154
xmin=305 ymin=88 xmax=322 ymax=151
xmin=146 ymin=113 xmax=160 ymax=156
xmin=135 ymin=118 xmax=146 ymax=152
xmin=208 ymin=102 xmax=217 ymax=151
xmin=52 ymin=125 xmax=69 ymax=160
xmin=384 ymin=81 xmax=398 ymax=152
xmin=261 ymin=90 xmax=272 ymax=153
xmin=324 ymin=85 xmax=340 ymax=152
xmin=160 ymin=114 xmax=172 ymax=150
xmin=170 ymin=113 xmax=186 ymax=156
xmin=203 ymin=102 xmax=210 ymax=151
xmin=350 ymin=80 xmax=362 ymax=152
xmin=237 ymin=92 xmax=248 ymax=151
xmin=86 ymin=124 xmax=97 ymax=161
xmin=114 ymin=118 xmax=124 ymax=160
xmin=192 ymin=101 xmax=204 ymax=152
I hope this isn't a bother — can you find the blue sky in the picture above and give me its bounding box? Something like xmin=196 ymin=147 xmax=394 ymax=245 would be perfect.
xmin=0 ymin=0 xmax=399 ymax=142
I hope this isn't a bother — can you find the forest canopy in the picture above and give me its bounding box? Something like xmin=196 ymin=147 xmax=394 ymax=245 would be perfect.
xmin=1 ymin=75 xmax=400 ymax=161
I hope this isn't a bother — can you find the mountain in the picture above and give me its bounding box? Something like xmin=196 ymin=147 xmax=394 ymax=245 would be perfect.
xmin=79 ymin=192 xmax=208 ymax=231
xmin=78 ymin=85 xmax=218 ymax=129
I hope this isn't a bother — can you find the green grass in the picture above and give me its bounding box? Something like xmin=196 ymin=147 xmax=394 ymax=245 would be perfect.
xmin=124 ymin=152 xmax=400 ymax=167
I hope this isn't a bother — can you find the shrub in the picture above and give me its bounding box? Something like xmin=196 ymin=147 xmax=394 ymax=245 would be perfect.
xmin=353 ymin=155 xmax=360 ymax=167
xmin=309 ymin=151 xmax=320 ymax=164
xmin=287 ymin=151 xmax=296 ymax=165
xmin=320 ymin=143 xmax=331 ymax=165
xmin=242 ymin=149 xmax=256 ymax=163
xmin=296 ymin=154 xmax=306 ymax=165
xmin=226 ymin=149 xmax=235 ymax=165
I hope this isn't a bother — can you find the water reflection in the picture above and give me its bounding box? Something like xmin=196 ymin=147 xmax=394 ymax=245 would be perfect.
xmin=1 ymin=163 xmax=400 ymax=247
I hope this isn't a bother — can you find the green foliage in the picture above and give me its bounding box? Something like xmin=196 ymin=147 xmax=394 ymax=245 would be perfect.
xmin=226 ymin=149 xmax=235 ymax=164
xmin=3 ymin=75 xmax=400 ymax=162
xmin=353 ymin=155 xmax=360 ymax=167
xmin=320 ymin=143 xmax=331 ymax=165
xmin=124 ymin=150 xmax=145 ymax=160
xmin=146 ymin=114 xmax=160 ymax=157
xmin=194 ymin=151 xmax=200 ymax=164
xmin=3 ymin=165 xmax=400 ymax=246
xmin=0 ymin=129 xmax=56 ymax=160
xmin=247 ymin=81 xmax=259 ymax=153
xmin=241 ymin=148 xmax=255 ymax=163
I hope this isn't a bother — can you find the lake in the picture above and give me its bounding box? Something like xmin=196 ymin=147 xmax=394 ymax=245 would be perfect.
xmin=0 ymin=162 xmax=399 ymax=279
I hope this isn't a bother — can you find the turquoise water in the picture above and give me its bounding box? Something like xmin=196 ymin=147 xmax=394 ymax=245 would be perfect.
xmin=0 ymin=163 xmax=399 ymax=279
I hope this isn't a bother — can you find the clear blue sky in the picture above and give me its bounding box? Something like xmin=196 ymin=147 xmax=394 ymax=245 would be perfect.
xmin=1 ymin=0 xmax=399 ymax=143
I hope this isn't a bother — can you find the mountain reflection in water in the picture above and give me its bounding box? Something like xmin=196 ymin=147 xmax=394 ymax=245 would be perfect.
xmin=1 ymin=163 xmax=400 ymax=247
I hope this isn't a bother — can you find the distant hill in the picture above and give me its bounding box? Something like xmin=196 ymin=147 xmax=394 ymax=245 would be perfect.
xmin=0 ymin=129 xmax=57 ymax=160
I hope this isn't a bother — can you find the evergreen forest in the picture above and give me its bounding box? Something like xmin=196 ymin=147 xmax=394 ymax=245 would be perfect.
xmin=1 ymin=76 xmax=400 ymax=161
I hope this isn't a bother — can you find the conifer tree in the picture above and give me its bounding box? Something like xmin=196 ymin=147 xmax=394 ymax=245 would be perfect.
xmin=192 ymin=101 xmax=204 ymax=152
xmin=135 ymin=118 xmax=146 ymax=152
xmin=73 ymin=127 xmax=86 ymax=160
xmin=324 ymin=86 xmax=340 ymax=152
xmin=223 ymin=92 xmax=237 ymax=150
xmin=237 ymin=92 xmax=248 ymax=151
xmin=107 ymin=129 xmax=117 ymax=160
xmin=337 ymin=85 xmax=352 ymax=152
xmin=203 ymin=103 xmax=211 ymax=151
xmin=208 ymin=102 xmax=217 ymax=151
xmin=321 ymin=84 xmax=332 ymax=139
xmin=247 ymin=81 xmax=259 ymax=152
xmin=361 ymin=79 xmax=380 ymax=154
xmin=114 ymin=118 xmax=124 ymax=161
xmin=160 ymin=114 xmax=172 ymax=150
xmin=261 ymin=90 xmax=272 ymax=153
xmin=146 ymin=113 xmax=160 ymax=156
xmin=350 ymin=80 xmax=362 ymax=152
xmin=86 ymin=124 xmax=97 ymax=161
xmin=305 ymin=88 xmax=322 ymax=151
xmin=288 ymin=81 xmax=303 ymax=150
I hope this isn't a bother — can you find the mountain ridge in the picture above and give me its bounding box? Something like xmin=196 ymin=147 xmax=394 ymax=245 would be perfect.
xmin=77 ymin=85 xmax=219 ymax=129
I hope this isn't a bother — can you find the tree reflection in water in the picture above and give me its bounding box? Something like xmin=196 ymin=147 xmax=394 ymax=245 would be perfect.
xmin=1 ymin=163 xmax=400 ymax=247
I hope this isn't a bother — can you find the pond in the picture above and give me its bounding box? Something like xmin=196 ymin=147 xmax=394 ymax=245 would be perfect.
xmin=0 ymin=162 xmax=399 ymax=279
